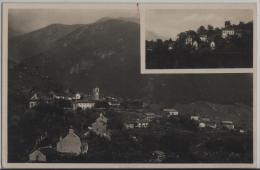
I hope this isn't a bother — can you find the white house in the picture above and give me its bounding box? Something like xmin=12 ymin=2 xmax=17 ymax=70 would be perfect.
xmin=199 ymin=122 xmax=206 ymax=128
xmin=29 ymin=93 xmax=39 ymax=109
xmin=75 ymin=93 xmax=81 ymax=100
xmin=199 ymin=118 xmax=218 ymax=129
xmin=163 ymin=108 xmax=179 ymax=117
xmin=190 ymin=115 xmax=199 ymax=121
xmin=72 ymin=100 xmax=95 ymax=110
xmin=185 ymin=36 xmax=193 ymax=45
xmin=168 ymin=45 xmax=173 ymax=51
xmin=222 ymin=28 xmax=235 ymax=39
xmin=210 ymin=41 xmax=216 ymax=50
xmin=92 ymin=87 xmax=100 ymax=101
xmin=124 ymin=122 xmax=135 ymax=129
xmin=56 ymin=128 xmax=82 ymax=156
xmin=108 ymin=102 xmax=120 ymax=107
xmin=239 ymin=129 xmax=246 ymax=134
xmin=136 ymin=119 xmax=149 ymax=128
xmin=168 ymin=42 xmax=175 ymax=51
xmin=221 ymin=121 xmax=235 ymax=130
xmin=192 ymin=41 xmax=199 ymax=50
xmin=199 ymin=34 xmax=208 ymax=42
xmin=144 ymin=112 xmax=157 ymax=122
xmin=29 ymin=149 xmax=46 ymax=162
xmin=207 ymin=122 xmax=217 ymax=129
xmin=29 ymin=101 xmax=39 ymax=109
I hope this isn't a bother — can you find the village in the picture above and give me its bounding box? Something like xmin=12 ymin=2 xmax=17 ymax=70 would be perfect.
xmin=146 ymin=20 xmax=253 ymax=69
xmin=27 ymin=86 xmax=249 ymax=163
xmin=147 ymin=20 xmax=250 ymax=51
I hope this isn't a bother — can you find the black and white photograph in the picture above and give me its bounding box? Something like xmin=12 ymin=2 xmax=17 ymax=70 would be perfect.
xmin=1 ymin=2 xmax=258 ymax=169
xmin=143 ymin=8 xmax=254 ymax=70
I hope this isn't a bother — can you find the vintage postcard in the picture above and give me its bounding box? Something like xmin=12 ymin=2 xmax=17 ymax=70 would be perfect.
xmin=1 ymin=2 xmax=259 ymax=169
xmin=140 ymin=3 xmax=257 ymax=74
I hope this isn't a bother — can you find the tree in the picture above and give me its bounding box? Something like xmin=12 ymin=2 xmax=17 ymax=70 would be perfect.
xmin=95 ymin=101 xmax=109 ymax=108
xmin=239 ymin=21 xmax=245 ymax=26
xmin=197 ymin=26 xmax=206 ymax=34
xmin=207 ymin=25 xmax=214 ymax=31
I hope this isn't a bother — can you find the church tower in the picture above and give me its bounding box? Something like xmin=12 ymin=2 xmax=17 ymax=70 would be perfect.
xmin=92 ymin=87 xmax=99 ymax=101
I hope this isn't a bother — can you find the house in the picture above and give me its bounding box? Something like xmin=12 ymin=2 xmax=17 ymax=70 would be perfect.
xmin=163 ymin=108 xmax=179 ymax=117
xmin=199 ymin=118 xmax=217 ymax=129
xmin=210 ymin=41 xmax=216 ymax=50
xmin=72 ymin=100 xmax=95 ymax=110
xmin=199 ymin=122 xmax=206 ymax=128
xmin=64 ymin=94 xmax=75 ymax=101
xmin=75 ymin=93 xmax=81 ymax=100
xmin=190 ymin=115 xmax=199 ymax=121
xmin=108 ymin=101 xmax=120 ymax=107
xmin=122 ymin=115 xmax=139 ymax=129
xmin=136 ymin=119 xmax=149 ymax=128
xmin=168 ymin=42 xmax=176 ymax=51
xmin=144 ymin=112 xmax=157 ymax=122
xmin=106 ymin=97 xmax=120 ymax=107
xmin=222 ymin=21 xmax=236 ymax=39
xmin=29 ymin=100 xmax=39 ymax=109
xmin=92 ymin=87 xmax=100 ymax=101
xmin=56 ymin=128 xmax=82 ymax=156
xmin=185 ymin=36 xmax=193 ymax=45
xmin=149 ymin=150 xmax=166 ymax=163
xmin=199 ymin=34 xmax=208 ymax=42
xmin=29 ymin=93 xmax=40 ymax=109
xmin=29 ymin=149 xmax=47 ymax=162
xmin=168 ymin=44 xmax=173 ymax=51
xmin=130 ymin=135 xmax=138 ymax=142
xmin=239 ymin=129 xmax=247 ymax=134
xmin=221 ymin=121 xmax=235 ymax=130
xmin=222 ymin=28 xmax=235 ymax=39
xmin=207 ymin=122 xmax=217 ymax=129
xmin=53 ymin=94 xmax=66 ymax=100
xmin=123 ymin=115 xmax=138 ymax=129
xmin=124 ymin=122 xmax=135 ymax=129
xmin=192 ymin=41 xmax=199 ymax=50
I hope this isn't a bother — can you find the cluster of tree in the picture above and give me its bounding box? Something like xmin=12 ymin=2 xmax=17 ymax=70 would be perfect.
xmin=8 ymin=100 xmax=147 ymax=163
xmin=8 ymin=102 xmax=99 ymax=162
xmin=135 ymin=115 xmax=253 ymax=163
xmin=146 ymin=21 xmax=253 ymax=68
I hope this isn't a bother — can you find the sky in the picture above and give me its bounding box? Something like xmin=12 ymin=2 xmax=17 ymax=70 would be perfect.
xmin=145 ymin=9 xmax=253 ymax=41
xmin=8 ymin=9 xmax=139 ymax=35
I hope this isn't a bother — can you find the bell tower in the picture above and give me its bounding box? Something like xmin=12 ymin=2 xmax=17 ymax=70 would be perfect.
xmin=92 ymin=87 xmax=99 ymax=101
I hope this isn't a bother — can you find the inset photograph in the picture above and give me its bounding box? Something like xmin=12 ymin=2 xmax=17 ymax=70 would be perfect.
xmin=142 ymin=7 xmax=255 ymax=71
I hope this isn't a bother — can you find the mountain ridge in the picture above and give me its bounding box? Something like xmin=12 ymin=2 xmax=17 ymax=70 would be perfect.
xmin=8 ymin=18 xmax=253 ymax=106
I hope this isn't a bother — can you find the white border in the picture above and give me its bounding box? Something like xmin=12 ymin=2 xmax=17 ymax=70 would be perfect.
xmin=1 ymin=1 xmax=259 ymax=169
